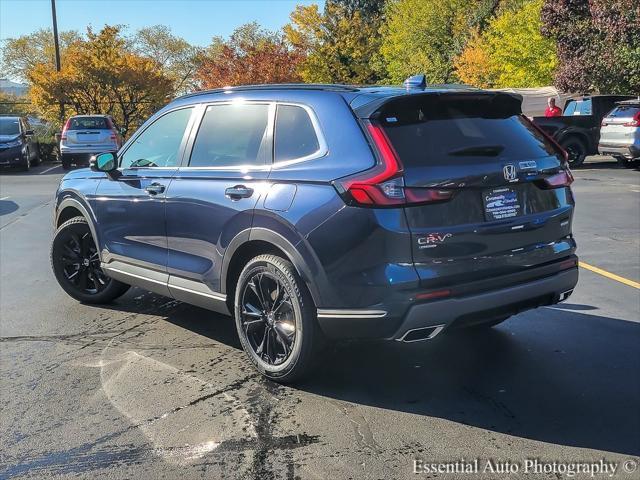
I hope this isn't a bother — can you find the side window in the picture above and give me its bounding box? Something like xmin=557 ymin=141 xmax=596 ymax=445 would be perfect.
xmin=120 ymin=108 xmax=193 ymax=168
xmin=579 ymin=99 xmax=592 ymax=115
xmin=189 ymin=103 xmax=270 ymax=168
xmin=564 ymin=101 xmax=577 ymax=116
xmin=274 ymin=105 xmax=321 ymax=162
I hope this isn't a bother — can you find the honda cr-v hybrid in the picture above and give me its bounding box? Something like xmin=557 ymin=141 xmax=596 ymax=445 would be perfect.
xmin=51 ymin=79 xmax=578 ymax=382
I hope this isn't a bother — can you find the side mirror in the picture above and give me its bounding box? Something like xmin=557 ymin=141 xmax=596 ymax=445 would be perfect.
xmin=91 ymin=152 xmax=117 ymax=173
xmin=25 ymin=129 xmax=34 ymax=136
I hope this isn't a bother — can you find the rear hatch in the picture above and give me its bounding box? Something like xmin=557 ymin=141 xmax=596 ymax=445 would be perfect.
xmin=361 ymin=92 xmax=576 ymax=288
xmin=64 ymin=117 xmax=114 ymax=147
xmin=600 ymin=104 xmax=640 ymax=146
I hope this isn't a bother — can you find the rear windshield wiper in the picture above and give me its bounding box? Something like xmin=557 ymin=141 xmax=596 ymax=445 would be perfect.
xmin=448 ymin=145 xmax=505 ymax=156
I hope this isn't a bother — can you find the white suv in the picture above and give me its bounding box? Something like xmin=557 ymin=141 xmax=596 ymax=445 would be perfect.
xmin=59 ymin=115 xmax=123 ymax=170
xmin=599 ymin=99 xmax=640 ymax=167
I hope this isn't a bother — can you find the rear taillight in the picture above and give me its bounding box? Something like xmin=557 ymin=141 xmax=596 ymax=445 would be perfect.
xmin=539 ymin=169 xmax=574 ymax=189
xmin=334 ymin=121 xmax=454 ymax=207
xmin=60 ymin=118 xmax=71 ymax=141
xmin=623 ymin=111 xmax=640 ymax=127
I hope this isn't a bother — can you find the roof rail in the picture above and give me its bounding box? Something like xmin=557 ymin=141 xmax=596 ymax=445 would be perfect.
xmin=177 ymin=83 xmax=361 ymax=101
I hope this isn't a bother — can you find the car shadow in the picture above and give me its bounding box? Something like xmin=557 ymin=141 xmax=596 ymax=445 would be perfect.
xmin=103 ymin=290 xmax=640 ymax=456
xmin=0 ymin=200 xmax=19 ymax=216
xmin=579 ymin=158 xmax=639 ymax=170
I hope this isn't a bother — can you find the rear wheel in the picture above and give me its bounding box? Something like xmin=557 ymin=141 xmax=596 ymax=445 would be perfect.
xmin=561 ymin=136 xmax=586 ymax=168
xmin=51 ymin=217 xmax=129 ymax=303
xmin=234 ymin=254 xmax=318 ymax=383
xmin=19 ymin=149 xmax=31 ymax=171
xmin=61 ymin=154 xmax=71 ymax=170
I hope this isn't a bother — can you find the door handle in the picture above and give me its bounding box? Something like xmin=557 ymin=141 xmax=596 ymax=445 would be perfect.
xmin=145 ymin=183 xmax=165 ymax=195
xmin=225 ymin=185 xmax=254 ymax=199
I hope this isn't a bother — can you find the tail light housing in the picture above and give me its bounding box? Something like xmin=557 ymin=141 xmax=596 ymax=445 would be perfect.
xmin=623 ymin=111 xmax=640 ymax=127
xmin=60 ymin=118 xmax=71 ymax=141
xmin=334 ymin=121 xmax=454 ymax=207
xmin=538 ymin=169 xmax=574 ymax=189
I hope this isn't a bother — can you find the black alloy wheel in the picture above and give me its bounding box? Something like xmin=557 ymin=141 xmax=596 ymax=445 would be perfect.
xmin=240 ymin=270 xmax=296 ymax=366
xmin=51 ymin=217 xmax=130 ymax=303
xmin=234 ymin=254 xmax=319 ymax=383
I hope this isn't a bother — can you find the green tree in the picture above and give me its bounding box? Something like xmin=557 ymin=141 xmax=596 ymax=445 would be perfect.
xmin=0 ymin=29 xmax=81 ymax=82
xmin=285 ymin=1 xmax=386 ymax=84
xmin=28 ymin=26 xmax=172 ymax=135
xmin=455 ymin=0 xmax=557 ymax=88
xmin=381 ymin=0 xmax=491 ymax=84
xmin=132 ymin=25 xmax=201 ymax=95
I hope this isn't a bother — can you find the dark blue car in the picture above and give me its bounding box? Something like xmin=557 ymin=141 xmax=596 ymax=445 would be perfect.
xmin=50 ymin=80 xmax=579 ymax=382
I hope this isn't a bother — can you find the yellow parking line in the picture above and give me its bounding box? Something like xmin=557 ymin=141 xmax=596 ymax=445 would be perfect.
xmin=579 ymin=262 xmax=640 ymax=289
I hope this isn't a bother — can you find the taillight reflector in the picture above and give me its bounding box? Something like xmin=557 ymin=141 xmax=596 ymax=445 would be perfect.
xmin=416 ymin=289 xmax=451 ymax=301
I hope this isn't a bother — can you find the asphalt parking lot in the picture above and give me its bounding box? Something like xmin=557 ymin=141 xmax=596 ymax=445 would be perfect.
xmin=0 ymin=158 xmax=638 ymax=479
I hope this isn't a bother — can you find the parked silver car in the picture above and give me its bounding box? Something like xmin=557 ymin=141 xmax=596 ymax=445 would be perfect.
xmin=599 ymin=99 xmax=640 ymax=166
xmin=60 ymin=115 xmax=122 ymax=170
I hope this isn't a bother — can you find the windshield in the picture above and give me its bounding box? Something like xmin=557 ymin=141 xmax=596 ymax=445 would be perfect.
xmin=0 ymin=118 xmax=20 ymax=136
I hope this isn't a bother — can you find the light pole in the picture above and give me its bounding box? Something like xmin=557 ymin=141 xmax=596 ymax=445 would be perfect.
xmin=50 ymin=0 xmax=65 ymax=122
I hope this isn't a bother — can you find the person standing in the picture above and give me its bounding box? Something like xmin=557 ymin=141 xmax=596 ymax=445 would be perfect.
xmin=545 ymin=97 xmax=562 ymax=117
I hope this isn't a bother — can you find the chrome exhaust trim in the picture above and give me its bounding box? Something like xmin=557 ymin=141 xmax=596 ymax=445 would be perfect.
xmin=396 ymin=324 xmax=446 ymax=343
xmin=558 ymin=289 xmax=574 ymax=302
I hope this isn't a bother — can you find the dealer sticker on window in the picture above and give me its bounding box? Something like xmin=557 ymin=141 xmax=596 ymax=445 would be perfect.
xmin=483 ymin=187 xmax=522 ymax=221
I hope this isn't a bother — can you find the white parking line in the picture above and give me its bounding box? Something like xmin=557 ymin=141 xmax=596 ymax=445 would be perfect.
xmin=38 ymin=165 xmax=61 ymax=175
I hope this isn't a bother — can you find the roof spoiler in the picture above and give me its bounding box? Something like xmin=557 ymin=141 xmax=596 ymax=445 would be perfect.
xmin=353 ymin=90 xmax=524 ymax=119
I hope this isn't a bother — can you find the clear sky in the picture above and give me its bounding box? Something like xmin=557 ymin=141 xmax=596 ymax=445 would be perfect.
xmin=0 ymin=0 xmax=319 ymax=45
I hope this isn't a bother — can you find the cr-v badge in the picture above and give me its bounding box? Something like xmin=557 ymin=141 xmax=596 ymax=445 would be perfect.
xmin=417 ymin=233 xmax=453 ymax=249
xmin=503 ymin=164 xmax=518 ymax=182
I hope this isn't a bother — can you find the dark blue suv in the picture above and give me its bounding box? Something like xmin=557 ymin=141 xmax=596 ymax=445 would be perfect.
xmin=51 ymin=82 xmax=579 ymax=382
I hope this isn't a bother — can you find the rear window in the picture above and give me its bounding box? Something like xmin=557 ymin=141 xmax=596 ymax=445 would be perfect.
xmin=378 ymin=95 xmax=558 ymax=167
xmin=607 ymin=105 xmax=640 ymax=118
xmin=275 ymin=105 xmax=321 ymax=162
xmin=69 ymin=117 xmax=109 ymax=130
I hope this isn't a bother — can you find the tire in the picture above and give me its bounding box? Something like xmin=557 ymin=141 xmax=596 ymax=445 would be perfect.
xmin=33 ymin=144 xmax=41 ymax=165
xmin=234 ymin=254 xmax=319 ymax=383
xmin=614 ymin=155 xmax=633 ymax=168
xmin=19 ymin=149 xmax=31 ymax=171
xmin=51 ymin=217 xmax=130 ymax=304
xmin=61 ymin=154 xmax=71 ymax=170
xmin=560 ymin=136 xmax=586 ymax=168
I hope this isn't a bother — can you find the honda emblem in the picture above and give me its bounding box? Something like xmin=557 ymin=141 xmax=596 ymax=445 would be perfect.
xmin=503 ymin=164 xmax=517 ymax=182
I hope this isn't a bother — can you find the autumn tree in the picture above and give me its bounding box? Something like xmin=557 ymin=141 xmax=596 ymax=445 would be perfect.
xmin=455 ymin=0 xmax=557 ymax=88
xmin=195 ymin=23 xmax=302 ymax=89
xmin=541 ymin=0 xmax=640 ymax=94
xmin=28 ymin=26 xmax=172 ymax=134
xmin=285 ymin=1 xmax=386 ymax=84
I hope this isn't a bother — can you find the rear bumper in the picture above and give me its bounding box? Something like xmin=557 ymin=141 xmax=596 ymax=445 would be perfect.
xmin=392 ymin=267 xmax=578 ymax=341
xmin=598 ymin=143 xmax=640 ymax=159
xmin=317 ymin=264 xmax=579 ymax=340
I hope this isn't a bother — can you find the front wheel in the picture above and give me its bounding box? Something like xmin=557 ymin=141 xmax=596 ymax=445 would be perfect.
xmin=19 ymin=149 xmax=31 ymax=171
xmin=51 ymin=217 xmax=130 ymax=303
xmin=234 ymin=254 xmax=319 ymax=383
